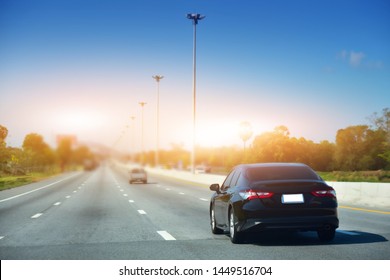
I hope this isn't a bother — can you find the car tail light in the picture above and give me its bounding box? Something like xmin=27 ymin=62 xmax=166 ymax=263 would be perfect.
xmin=311 ymin=189 xmax=336 ymax=198
xmin=239 ymin=190 xmax=274 ymax=200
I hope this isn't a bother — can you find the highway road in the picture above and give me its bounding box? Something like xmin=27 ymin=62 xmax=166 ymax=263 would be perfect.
xmin=0 ymin=162 xmax=389 ymax=260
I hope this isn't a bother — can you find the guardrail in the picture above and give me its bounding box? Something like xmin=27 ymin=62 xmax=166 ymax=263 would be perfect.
xmin=144 ymin=167 xmax=390 ymax=209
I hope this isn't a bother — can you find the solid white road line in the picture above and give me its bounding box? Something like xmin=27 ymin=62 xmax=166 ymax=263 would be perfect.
xmin=157 ymin=231 xmax=176 ymax=241
xmin=0 ymin=173 xmax=79 ymax=203
xmin=138 ymin=210 xmax=147 ymax=215
xmin=31 ymin=213 xmax=43 ymax=219
xmin=53 ymin=202 xmax=61 ymax=206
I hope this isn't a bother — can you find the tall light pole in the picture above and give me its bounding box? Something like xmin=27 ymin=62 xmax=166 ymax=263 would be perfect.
xmin=130 ymin=115 xmax=136 ymax=162
xmin=139 ymin=102 xmax=147 ymax=165
xmin=239 ymin=121 xmax=253 ymax=159
xmin=152 ymin=75 xmax=164 ymax=168
xmin=187 ymin=13 xmax=205 ymax=173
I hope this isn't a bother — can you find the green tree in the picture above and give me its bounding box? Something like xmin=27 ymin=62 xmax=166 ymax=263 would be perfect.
xmin=22 ymin=133 xmax=55 ymax=172
xmin=0 ymin=125 xmax=10 ymax=173
xmin=369 ymin=108 xmax=390 ymax=169
xmin=57 ymin=137 xmax=74 ymax=172
xmin=252 ymin=125 xmax=293 ymax=162
xmin=334 ymin=125 xmax=386 ymax=170
xmin=0 ymin=125 xmax=7 ymax=145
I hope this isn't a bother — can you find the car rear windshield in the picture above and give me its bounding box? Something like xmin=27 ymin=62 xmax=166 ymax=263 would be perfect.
xmin=131 ymin=169 xmax=145 ymax=174
xmin=246 ymin=165 xmax=320 ymax=182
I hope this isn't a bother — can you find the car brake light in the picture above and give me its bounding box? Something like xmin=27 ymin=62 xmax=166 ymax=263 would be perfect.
xmin=239 ymin=190 xmax=274 ymax=200
xmin=311 ymin=190 xmax=336 ymax=198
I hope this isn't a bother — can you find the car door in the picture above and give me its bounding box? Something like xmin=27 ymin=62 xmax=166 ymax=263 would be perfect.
xmin=214 ymin=169 xmax=236 ymax=227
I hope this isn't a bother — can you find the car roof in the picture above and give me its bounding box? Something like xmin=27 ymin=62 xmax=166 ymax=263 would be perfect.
xmin=235 ymin=162 xmax=309 ymax=169
xmin=131 ymin=167 xmax=145 ymax=171
xmin=234 ymin=163 xmax=320 ymax=182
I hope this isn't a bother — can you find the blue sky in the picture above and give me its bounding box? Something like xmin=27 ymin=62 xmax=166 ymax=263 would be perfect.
xmin=1 ymin=0 xmax=389 ymax=152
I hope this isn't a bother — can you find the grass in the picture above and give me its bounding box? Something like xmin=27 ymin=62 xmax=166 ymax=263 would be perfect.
xmin=0 ymin=170 xmax=61 ymax=191
xmin=318 ymin=170 xmax=390 ymax=182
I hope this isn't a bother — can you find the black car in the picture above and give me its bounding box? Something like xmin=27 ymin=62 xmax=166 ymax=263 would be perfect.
xmin=209 ymin=163 xmax=338 ymax=244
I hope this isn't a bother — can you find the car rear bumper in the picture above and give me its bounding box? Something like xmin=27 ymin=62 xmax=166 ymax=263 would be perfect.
xmin=238 ymin=215 xmax=339 ymax=232
xmin=130 ymin=176 xmax=147 ymax=183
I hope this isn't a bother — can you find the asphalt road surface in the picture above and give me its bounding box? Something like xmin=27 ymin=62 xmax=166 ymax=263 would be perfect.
xmin=1 ymin=163 xmax=389 ymax=260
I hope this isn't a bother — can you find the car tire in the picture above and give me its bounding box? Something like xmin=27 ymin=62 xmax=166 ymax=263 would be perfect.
xmin=229 ymin=209 xmax=243 ymax=244
xmin=210 ymin=206 xmax=223 ymax=234
xmin=317 ymin=226 xmax=336 ymax=242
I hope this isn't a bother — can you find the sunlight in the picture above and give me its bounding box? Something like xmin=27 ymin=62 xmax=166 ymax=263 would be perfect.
xmin=56 ymin=110 xmax=105 ymax=134
xmin=196 ymin=121 xmax=240 ymax=147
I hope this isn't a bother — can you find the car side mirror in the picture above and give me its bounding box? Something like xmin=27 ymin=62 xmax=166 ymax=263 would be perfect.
xmin=210 ymin=183 xmax=220 ymax=193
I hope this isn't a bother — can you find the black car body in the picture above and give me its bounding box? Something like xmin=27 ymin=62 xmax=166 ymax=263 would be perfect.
xmin=209 ymin=163 xmax=339 ymax=243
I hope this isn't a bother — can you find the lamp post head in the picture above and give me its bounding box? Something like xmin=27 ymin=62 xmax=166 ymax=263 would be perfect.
xmin=186 ymin=13 xmax=205 ymax=25
xmin=139 ymin=102 xmax=147 ymax=107
xmin=152 ymin=75 xmax=164 ymax=82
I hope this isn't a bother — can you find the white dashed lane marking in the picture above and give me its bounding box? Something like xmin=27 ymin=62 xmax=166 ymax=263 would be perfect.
xmin=66 ymin=196 xmax=71 ymax=199
xmin=157 ymin=231 xmax=176 ymax=241
xmin=138 ymin=210 xmax=147 ymax=215
xmin=129 ymin=200 xmax=134 ymax=203
xmin=199 ymin=198 xmax=208 ymax=202
xmin=53 ymin=202 xmax=61 ymax=206
xmin=31 ymin=213 xmax=43 ymax=219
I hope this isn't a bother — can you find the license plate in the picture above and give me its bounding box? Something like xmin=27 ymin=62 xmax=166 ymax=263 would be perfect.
xmin=282 ymin=194 xmax=304 ymax=204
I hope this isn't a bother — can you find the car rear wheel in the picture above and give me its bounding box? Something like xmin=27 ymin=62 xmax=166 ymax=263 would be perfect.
xmin=210 ymin=206 xmax=223 ymax=234
xmin=229 ymin=209 xmax=243 ymax=244
xmin=317 ymin=226 xmax=336 ymax=242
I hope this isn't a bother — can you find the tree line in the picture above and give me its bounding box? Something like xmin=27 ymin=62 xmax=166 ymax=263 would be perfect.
xmin=1 ymin=108 xmax=389 ymax=175
xmin=140 ymin=108 xmax=390 ymax=172
xmin=0 ymin=128 xmax=97 ymax=175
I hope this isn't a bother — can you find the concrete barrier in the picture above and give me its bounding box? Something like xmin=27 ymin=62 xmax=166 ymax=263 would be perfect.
xmin=327 ymin=181 xmax=390 ymax=209
xmin=143 ymin=167 xmax=390 ymax=209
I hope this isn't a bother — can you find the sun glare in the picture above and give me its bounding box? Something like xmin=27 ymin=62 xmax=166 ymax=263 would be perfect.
xmin=196 ymin=121 xmax=241 ymax=147
xmin=56 ymin=110 xmax=105 ymax=133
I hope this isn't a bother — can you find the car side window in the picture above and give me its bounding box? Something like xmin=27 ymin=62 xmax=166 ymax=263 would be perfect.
xmin=221 ymin=170 xmax=236 ymax=191
xmin=230 ymin=170 xmax=241 ymax=188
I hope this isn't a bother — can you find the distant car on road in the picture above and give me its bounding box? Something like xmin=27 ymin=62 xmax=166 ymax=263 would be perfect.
xmin=195 ymin=165 xmax=211 ymax=174
xmin=129 ymin=168 xmax=147 ymax=184
xmin=209 ymin=163 xmax=338 ymax=244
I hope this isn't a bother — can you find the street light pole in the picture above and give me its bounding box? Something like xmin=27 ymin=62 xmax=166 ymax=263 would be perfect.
xmin=130 ymin=115 xmax=136 ymax=162
xmin=139 ymin=102 xmax=147 ymax=165
xmin=152 ymin=75 xmax=164 ymax=168
xmin=187 ymin=13 xmax=205 ymax=174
